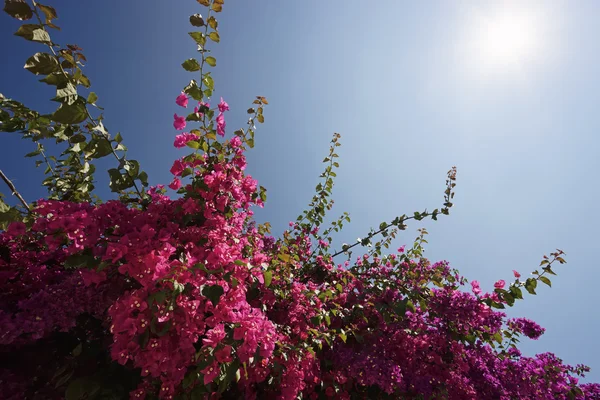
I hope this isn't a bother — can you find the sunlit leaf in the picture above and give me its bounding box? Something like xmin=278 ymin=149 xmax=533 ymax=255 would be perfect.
xmin=182 ymin=58 xmax=201 ymax=72
xmin=24 ymin=52 xmax=59 ymax=75
xmin=205 ymin=56 xmax=216 ymax=67
xmin=208 ymin=31 xmax=220 ymax=43
xmin=14 ymin=24 xmax=50 ymax=43
xmin=51 ymin=99 xmax=87 ymax=124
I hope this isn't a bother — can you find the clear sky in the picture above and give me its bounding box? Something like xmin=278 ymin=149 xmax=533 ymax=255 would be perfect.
xmin=1 ymin=0 xmax=599 ymax=382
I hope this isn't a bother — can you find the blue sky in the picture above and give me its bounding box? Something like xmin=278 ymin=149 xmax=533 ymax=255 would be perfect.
xmin=1 ymin=1 xmax=599 ymax=382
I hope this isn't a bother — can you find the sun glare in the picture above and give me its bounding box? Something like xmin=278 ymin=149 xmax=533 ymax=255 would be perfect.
xmin=460 ymin=4 xmax=549 ymax=77
xmin=480 ymin=15 xmax=535 ymax=67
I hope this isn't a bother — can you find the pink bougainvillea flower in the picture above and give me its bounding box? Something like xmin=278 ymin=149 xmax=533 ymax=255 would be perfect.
xmin=215 ymin=345 xmax=233 ymax=363
xmin=6 ymin=221 xmax=26 ymax=237
xmin=78 ymin=269 xmax=106 ymax=286
xmin=513 ymin=270 xmax=521 ymax=278
xmin=397 ymin=245 xmax=406 ymax=253
xmin=229 ymin=136 xmax=242 ymax=148
xmin=168 ymin=177 xmax=181 ymax=190
xmin=173 ymin=132 xmax=195 ymax=148
xmin=201 ymin=362 xmax=220 ymax=385
xmin=175 ymin=92 xmax=188 ymax=108
xmin=170 ymin=159 xmax=185 ymax=176
xmin=471 ymin=280 xmax=482 ymax=296
xmin=216 ymin=112 xmax=226 ymax=136
xmin=173 ymin=113 xmax=186 ymax=130
xmin=494 ymin=280 xmax=506 ymax=289
xmin=218 ymin=97 xmax=229 ymax=112
xmin=202 ymin=324 xmax=226 ymax=348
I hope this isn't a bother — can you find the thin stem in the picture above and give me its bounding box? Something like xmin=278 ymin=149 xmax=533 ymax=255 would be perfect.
xmin=39 ymin=147 xmax=56 ymax=175
xmin=0 ymin=169 xmax=31 ymax=212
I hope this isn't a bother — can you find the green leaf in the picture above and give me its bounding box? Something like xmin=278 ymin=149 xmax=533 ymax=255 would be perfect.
xmin=203 ymin=74 xmax=214 ymax=90
xmin=72 ymin=343 xmax=83 ymax=357
xmin=25 ymin=149 xmax=41 ymax=157
xmin=77 ymin=73 xmax=90 ymax=88
xmin=69 ymin=134 xmax=86 ymax=144
xmin=263 ymin=270 xmax=273 ymax=287
xmin=509 ymin=285 xmax=523 ymax=300
xmin=147 ymin=290 xmax=167 ymax=307
xmin=53 ymin=367 xmax=74 ymax=389
xmin=0 ymin=206 xmax=23 ymax=230
xmin=3 ymin=1 xmax=33 ymax=20
xmin=64 ymin=252 xmax=97 ymax=269
xmin=138 ymin=171 xmax=149 ymax=186
xmin=525 ymin=278 xmax=537 ymax=295
xmin=188 ymin=31 xmax=206 ymax=47
xmin=539 ymin=276 xmax=552 ymax=287
xmin=205 ymin=56 xmax=216 ymax=67
xmin=85 ymin=138 xmax=112 ymax=159
xmin=189 ymin=13 xmax=204 ymax=27
xmin=182 ymin=58 xmax=201 ymax=72
xmin=186 ymin=140 xmax=200 ymax=149
xmin=54 ymin=82 xmax=78 ymax=105
xmin=184 ymin=80 xmax=203 ymax=101
xmin=87 ymin=92 xmax=98 ymax=104
xmin=37 ymin=3 xmax=58 ymax=21
xmin=108 ymin=168 xmax=133 ymax=192
xmin=208 ymin=16 xmax=218 ymax=29
xmin=51 ymin=99 xmax=87 ymax=124
xmin=40 ymin=72 xmax=68 ymax=87
xmin=173 ymin=281 xmax=185 ymax=295
xmin=14 ymin=24 xmax=51 ymax=43
xmin=124 ymin=160 xmax=140 ymax=178
xmin=24 ymin=52 xmax=59 ymax=75
xmin=259 ymin=186 xmax=267 ymax=202
xmin=202 ymin=284 xmax=224 ymax=306
xmin=65 ymin=377 xmax=100 ymax=400
xmin=208 ymin=31 xmax=220 ymax=43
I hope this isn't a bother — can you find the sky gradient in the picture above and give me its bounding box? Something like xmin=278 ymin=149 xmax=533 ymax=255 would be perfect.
xmin=1 ymin=1 xmax=599 ymax=382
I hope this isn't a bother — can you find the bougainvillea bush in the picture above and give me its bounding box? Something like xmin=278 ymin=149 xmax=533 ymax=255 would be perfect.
xmin=1 ymin=1 xmax=599 ymax=399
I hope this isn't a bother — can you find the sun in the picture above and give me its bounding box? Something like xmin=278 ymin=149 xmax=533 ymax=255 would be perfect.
xmin=479 ymin=14 xmax=536 ymax=68
xmin=460 ymin=3 xmax=548 ymax=76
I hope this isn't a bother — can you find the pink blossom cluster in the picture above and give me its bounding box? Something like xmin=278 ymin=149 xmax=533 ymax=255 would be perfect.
xmin=1 ymin=93 xmax=599 ymax=400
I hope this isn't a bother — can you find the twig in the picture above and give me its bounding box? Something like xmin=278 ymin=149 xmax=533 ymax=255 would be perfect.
xmin=0 ymin=169 xmax=31 ymax=212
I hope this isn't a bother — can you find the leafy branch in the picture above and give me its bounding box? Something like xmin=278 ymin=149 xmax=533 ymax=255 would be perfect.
xmin=3 ymin=0 xmax=148 ymax=202
xmin=332 ymin=166 xmax=457 ymax=258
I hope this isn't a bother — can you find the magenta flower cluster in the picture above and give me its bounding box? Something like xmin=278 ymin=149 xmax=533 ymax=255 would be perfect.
xmin=1 ymin=97 xmax=599 ymax=398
